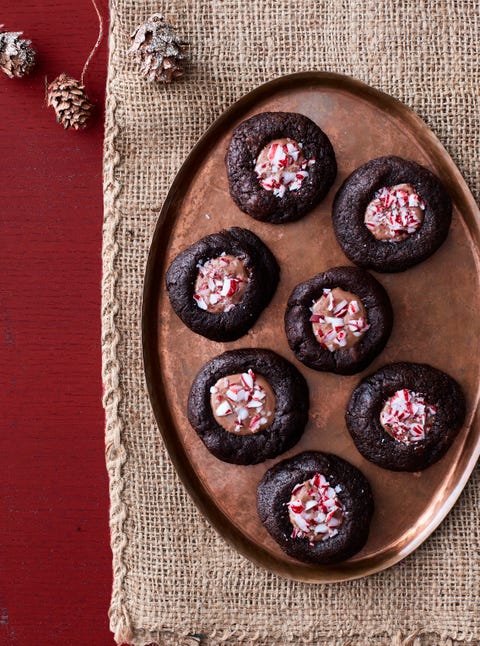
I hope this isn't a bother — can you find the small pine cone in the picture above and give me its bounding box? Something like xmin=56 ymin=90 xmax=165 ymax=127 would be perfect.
xmin=47 ymin=73 xmax=94 ymax=130
xmin=129 ymin=14 xmax=188 ymax=83
xmin=0 ymin=25 xmax=36 ymax=78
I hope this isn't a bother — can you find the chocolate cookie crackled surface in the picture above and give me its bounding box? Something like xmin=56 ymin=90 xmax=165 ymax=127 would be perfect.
xmin=346 ymin=362 xmax=466 ymax=471
xmin=257 ymin=451 xmax=374 ymax=564
xmin=226 ymin=111 xmax=337 ymax=224
xmin=332 ymin=156 xmax=452 ymax=272
xmin=187 ymin=349 xmax=309 ymax=465
xmin=284 ymin=266 xmax=393 ymax=374
xmin=165 ymin=227 xmax=279 ymax=341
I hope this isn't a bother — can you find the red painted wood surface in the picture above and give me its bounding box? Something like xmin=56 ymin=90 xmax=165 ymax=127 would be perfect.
xmin=1 ymin=1 xmax=114 ymax=643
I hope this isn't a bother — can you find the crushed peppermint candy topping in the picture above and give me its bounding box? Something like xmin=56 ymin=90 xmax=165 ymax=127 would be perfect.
xmin=380 ymin=389 xmax=437 ymax=445
xmin=310 ymin=287 xmax=370 ymax=352
xmin=209 ymin=370 xmax=275 ymax=435
xmin=193 ymin=253 xmax=249 ymax=313
xmin=287 ymin=473 xmax=344 ymax=545
xmin=364 ymin=183 xmax=426 ymax=242
xmin=254 ymin=138 xmax=316 ymax=198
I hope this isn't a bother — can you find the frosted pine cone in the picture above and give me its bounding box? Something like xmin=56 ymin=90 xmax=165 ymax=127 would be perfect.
xmin=129 ymin=14 xmax=188 ymax=83
xmin=0 ymin=26 xmax=36 ymax=78
xmin=47 ymin=73 xmax=94 ymax=130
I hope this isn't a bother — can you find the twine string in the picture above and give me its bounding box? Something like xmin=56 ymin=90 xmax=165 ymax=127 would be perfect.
xmin=81 ymin=0 xmax=104 ymax=86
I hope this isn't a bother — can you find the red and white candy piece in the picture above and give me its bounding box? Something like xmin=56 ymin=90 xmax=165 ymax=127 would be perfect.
xmin=215 ymin=401 xmax=232 ymax=417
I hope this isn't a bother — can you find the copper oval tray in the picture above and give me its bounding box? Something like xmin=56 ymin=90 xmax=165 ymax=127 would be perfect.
xmin=142 ymin=72 xmax=480 ymax=582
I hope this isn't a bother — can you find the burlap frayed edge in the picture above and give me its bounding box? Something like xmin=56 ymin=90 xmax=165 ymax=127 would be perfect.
xmin=102 ymin=12 xmax=133 ymax=645
xmin=114 ymin=626 xmax=470 ymax=646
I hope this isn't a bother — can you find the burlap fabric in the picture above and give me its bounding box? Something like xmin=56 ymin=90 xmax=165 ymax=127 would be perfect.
xmin=102 ymin=1 xmax=480 ymax=644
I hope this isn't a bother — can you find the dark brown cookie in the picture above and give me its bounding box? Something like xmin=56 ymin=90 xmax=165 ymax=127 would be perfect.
xmin=346 ymin=362 xmax=466 ymax=471
xmin=226 ymin=111 xmax=337 ymax=224
xmin=257 ymin=451 xmax=374 ymax=564
xmin=332 ymin=156 xmax=452 ymax=272
xmin=166 ymin=227 xmax=279 ymax=341
xmin=284 ymin=266 xmax=393 ymax=375
xmin=187 ymin=349 xmax=309 ymax=465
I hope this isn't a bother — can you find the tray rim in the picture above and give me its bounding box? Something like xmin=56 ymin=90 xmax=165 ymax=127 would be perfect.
xmin=142 ymin=71 xmax=480 ymax=583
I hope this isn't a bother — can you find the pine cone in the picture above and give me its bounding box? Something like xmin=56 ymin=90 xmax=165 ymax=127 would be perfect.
xmin=129 ymin=14 xmax=188 ymax=83
xmin=47 ymin=73 xmax=94 ymax=130
xmin=0 ymin=25 xmax=36 ymax=78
